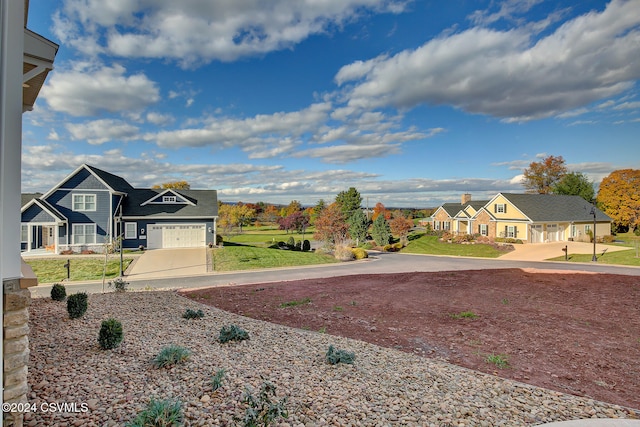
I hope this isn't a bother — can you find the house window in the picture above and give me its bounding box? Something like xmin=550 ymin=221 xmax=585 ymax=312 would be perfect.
xmin=125 ymin=222 xmax=137 ymax=239
xmin=21 ymin=225 xmax=28 ymax=243
xmin=434 ymin=221 xmax=440 ymax=231
xmin=443 ymin=221 xmax=451 ymax=230
xmin=73 ymin=224 xmax=96 ymax=244
xmin=571 ymin=224 xmax=577 ymax=238
xmin=495 ymin=204 xmax=506 ymax=213
xmin=584 ymin=224 xmax=591 ymax=233
xmin=507 ymin=226 xmax=516 ymax=238
xmin=479 ymin=224 xmax=488 ymax=236
xmin=73 ymin=194 xmax=96 ymax=211
xmin=163 ymin=195 xmax=177 ymax=203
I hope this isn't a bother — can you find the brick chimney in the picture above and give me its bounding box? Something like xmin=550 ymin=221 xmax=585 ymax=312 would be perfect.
xmin=461 ymin=193 xmax=472 ymax=204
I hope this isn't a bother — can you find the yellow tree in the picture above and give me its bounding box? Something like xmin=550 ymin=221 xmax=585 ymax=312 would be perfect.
xmin=152 ymin=180 xmax=190 ymax=190
xmin=522 ymin=155 xmax=567 ymax=194
xmin=596 ymin=169 xmax=640 ymax=232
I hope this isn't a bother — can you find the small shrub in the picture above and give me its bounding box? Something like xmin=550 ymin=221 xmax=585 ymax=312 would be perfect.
xmin=382 ymin=244 xmax=392 ymax=252
xmin=294 ymin=240 xmax=302 ymax=251
xmin=392 ymin=242 xmax=403 ymax=250
xmin=602 ymin=234 xmax=616 ymax=243
xmin=287 ymin=236 xmax=295 ymax=247
xmin=236 ymin=381 xmax=288 ymax=427
xmin=182 ymin=308 xmax=205 ymax=319
xmin=350 ymin=247 xmax=368 ymax=259
xmin=325 ymin=345 xmax=356 ymax=365
xmin=216 ymin=234 xmax=224 ymax=245
xmin=212 ymin=368 xmax=226 ymax=391
xmin=449 ymin=311 xmax=479 ymax=319
xmin=125 ymin=398 xmax=183 ymax=427
xmin=279 ymin=297 xmax=311 ymax=308
xmin=98 ymin=318 xmax=123 ymax=350
xmin=485 ymin=353 xmax=509 ymax=369
xmin=51 ymin=283 xmax=66 ymax=301
xmin=302 ymin=239 xmax=311 ymax=251
xmin=67 ymin=292 xmax=88 ymax=319
xmin=334 ymin=245 xmax=355 ymax=261
xmin=152 ymin=345 xmax=191 ymax=368
xmin=218 ymin=324 xmax=249 ymax=343
xmin=109 ymin=277 xmax=129 ymax=293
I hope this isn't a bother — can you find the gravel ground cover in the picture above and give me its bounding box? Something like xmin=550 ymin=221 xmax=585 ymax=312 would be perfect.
xmin=27 ymin=291 xmax=639 ymax=426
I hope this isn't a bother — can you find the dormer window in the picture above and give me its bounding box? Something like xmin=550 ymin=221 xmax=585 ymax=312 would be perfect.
xmin=163 ymin=196 xmax=177 ymax=203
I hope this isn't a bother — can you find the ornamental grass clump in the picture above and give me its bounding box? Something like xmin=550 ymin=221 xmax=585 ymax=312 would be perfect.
xmin=67 ymin=292 xmax=88 ymax=319
xmin=152 ymin=345 xmax=191 ymax=369
xmin=98 ymin=318 xmax=123 ymax=350
xmin=236 ymin=381 xmax=288 ymax=427
xmin=325 ymin=345 xmax=356 ymax=365
xmin=125 ymin=398 xmax=183 ymax=427
xmin=50 ymin=283 xmax=66 ymax=301
xmin=218 ymin=324 xmax=249 ymax=343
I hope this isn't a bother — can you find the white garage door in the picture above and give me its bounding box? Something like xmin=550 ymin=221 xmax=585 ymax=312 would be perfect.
xmin=546 ymin=224 xmax=558 ymax=242
xmin=147 ymin=224 xmax=206 ymax=249
xmin=531 ymin=225 xmax=543 ymax=243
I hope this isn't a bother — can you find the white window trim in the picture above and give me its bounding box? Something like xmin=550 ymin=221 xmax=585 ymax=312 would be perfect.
xmin=73 ymin=194 xmax=97 ymax=212
xmin=73 ymin=224 xmax=97 ymax=244
xmin=584 ymin=224 xmax=591 ymax=233
xmin=496 ymin=204 xmax=506 ymax=214
xmin=479 ymin=224 xmax=488 ymax=236
xmin=507 ymin=226 xmax=516 ymax=238
xmin=124 ymin=222 xmax=137 ymax=239
xmin=162 ymin=195 xmax=177 ymax=203
xmin=21 ymin=225 xmax=28 ymax=243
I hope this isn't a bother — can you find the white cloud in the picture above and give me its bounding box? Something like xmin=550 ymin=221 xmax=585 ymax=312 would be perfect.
xmin=146 ymin=112 xmax=175 ymax=126
xmin=337 ymin=0 xmax=640 ymax=122
xmin=66 ymin=119 xmax=139 ymax=145
xmin=41 ymin=64 xmax=160 ymax=116
xmin=58 ymin=0 xmax=408 ymax=67
xmin=48 ymin=129 xmax=60 ymax=141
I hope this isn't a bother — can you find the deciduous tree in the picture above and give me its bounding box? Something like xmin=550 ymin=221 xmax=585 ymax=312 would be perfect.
xmin=522 ymin=155 xmax=567 ymax=194
xmin=152 ymin=180 xmax=190 ymax=190
xmin=390 ymin=215 xmax=414 ymax=245
xmin=596 ymin=169 xmax=640 ymax=231
xmin=552 ymin=172 xmax=595 ymax=202
xmin=372 ymin=202 xmax=391 ymax=221
xmin=314 ymin=202 xmax=349 ymax=247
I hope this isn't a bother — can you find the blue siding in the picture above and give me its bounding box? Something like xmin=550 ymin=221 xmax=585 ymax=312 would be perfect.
xmin=60 ymin=167 xmax=109 ymax=190
xmin=22 ymin=204 xmax=55 ymax=223
xmin=45 ymin=189 xmax=112 ymax=242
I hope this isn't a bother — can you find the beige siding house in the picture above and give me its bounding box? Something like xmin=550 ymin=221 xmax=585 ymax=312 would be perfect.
xmin=433 ymin=193 xmax=612 ymax=243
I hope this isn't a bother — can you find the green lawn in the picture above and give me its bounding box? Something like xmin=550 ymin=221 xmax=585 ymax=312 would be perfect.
xmin=25 ymin=257 xmax=133 ymax=283
xmin=401 ymin=234 xmax=504 ymax=258
xmin=548 ymin=248 xmax=640 ymax=266
xmin=212 ymin=243 xmax=338 ymax=271
xmin=222 ymin=228 xmax=315 ymax=247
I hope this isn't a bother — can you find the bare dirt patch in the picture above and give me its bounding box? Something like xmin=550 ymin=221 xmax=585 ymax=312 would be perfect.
xmin=181 ymin=268 xmax=640 ymax=410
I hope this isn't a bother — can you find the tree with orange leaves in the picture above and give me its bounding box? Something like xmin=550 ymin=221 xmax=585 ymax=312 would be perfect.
xmin=522 ymin=155 xmax=567 ymax=194
xmin=371 ymin=202 xmax=391 ymax=221
xmin=596 ymin=169 xmax=640 ymax=232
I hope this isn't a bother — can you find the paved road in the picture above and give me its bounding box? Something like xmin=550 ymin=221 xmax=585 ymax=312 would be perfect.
xmin=29 ymin=251 xmax=640 ymax=298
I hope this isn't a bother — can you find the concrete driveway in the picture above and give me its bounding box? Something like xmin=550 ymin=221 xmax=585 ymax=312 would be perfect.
xmin=125 ymin=247 xmax=208 ymax=280
xmin=499 ymin=241 xmax=629 ymax=261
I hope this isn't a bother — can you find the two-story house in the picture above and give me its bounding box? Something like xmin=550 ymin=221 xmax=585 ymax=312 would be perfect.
xmin=21 ymin=164 xmax=218 ymax=253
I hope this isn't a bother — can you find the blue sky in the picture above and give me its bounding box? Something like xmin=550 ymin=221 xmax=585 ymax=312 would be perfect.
xmin=23 ymin=0 xmax=640 ymax=207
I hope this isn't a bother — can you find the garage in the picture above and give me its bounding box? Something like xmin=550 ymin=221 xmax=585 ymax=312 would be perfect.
xmin=147 ymin=224 xmax=206 ymax=249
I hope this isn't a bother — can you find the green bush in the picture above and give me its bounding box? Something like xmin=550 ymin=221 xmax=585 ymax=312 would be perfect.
xmin=218 ymin=324 xmax=249 ymax=343
xmin=350 ymin=247 xmax=368 ymax=259
xmin=211 ymin=368 xmax=226 ymax=392
xmin=287 ymin=236 xmax=295 ymax=247
xmin=67 ymin=292 xmax=88 ymax=319
xmin=109 ymin=277 xmax=129 ymax=292
xmin=125 ymin=398 xmax=183 ymax=427
xmin=302 ymin=239 xmax=311 ymax=251
xmin=98 ymin=318 xmax=123 ymax=350
xmin=182 ymin=308 xmax=204 ymax=319
xmin=237 ymin=381 xmax=288 ymax=427
xmin=216 ymin=234 xmax=224 ymax=245
xmin=325 ymin=345 xmax=356 ymax=365
xmin=152 ymin=345 xmax=191 ymax=368
xmin=51 ymin=283 xmax=66 ymax=301
xmin=294 ymin=240 xmax=302 ymax=251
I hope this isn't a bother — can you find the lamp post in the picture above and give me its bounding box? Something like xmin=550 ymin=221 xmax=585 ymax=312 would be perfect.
xmin=589 ymin=206 xmax=597 ymax=262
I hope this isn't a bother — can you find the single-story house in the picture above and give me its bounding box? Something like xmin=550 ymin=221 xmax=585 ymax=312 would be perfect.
xmin=21 ymin=164 xmax=218 ymax=253
xmin=432 ymin=193 xmax=611 ymax=243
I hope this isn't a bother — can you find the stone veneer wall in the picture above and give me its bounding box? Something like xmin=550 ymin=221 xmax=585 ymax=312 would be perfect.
xmin=3 ymin=280 xmax=32 ymax=427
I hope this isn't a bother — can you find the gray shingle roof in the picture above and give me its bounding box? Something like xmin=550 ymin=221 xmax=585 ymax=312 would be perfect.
xmin=122 ymin=189 xmax=218 ymax=218
xmin=500 ymin=193 xmax=611 ymax=222
xmin=85 ymin=164 xmax=135 ymax=193
xmin=441 ymin=200 xmax=490 ymax=217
